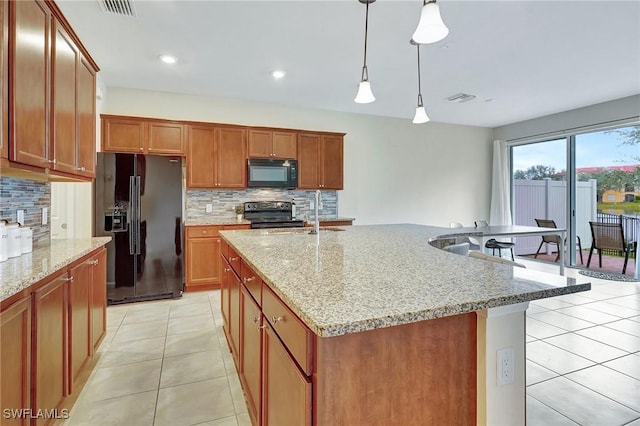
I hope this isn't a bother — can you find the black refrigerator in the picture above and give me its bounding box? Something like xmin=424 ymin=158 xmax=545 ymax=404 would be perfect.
xmin=95 ymin=153 xmax=183 ymax=305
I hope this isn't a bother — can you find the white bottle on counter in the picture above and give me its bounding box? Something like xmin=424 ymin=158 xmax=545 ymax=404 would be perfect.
xmin=0 ymin=222 xmax=8 ymax=262
xmin=21 ymin=226 xmax=33 ymax=254
xmin=7 ymin=223 xmax=21 ymax=258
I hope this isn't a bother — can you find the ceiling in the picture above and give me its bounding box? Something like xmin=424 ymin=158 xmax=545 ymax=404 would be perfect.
xmin=56 ymin=0 xmax=640 ymax=128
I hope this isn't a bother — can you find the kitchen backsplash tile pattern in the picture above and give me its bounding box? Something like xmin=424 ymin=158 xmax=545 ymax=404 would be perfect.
xmin=186 ymin=189 xmax=337 ymax=220
xmin=0 ymin=177 xmax=51 ymax=245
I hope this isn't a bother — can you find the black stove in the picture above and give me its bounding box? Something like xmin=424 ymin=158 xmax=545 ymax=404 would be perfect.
xmin=244 ymin=201 xmax=304 ymax=229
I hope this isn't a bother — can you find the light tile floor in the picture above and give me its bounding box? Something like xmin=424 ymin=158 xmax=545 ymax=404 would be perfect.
xmin=519 ymin=258 xmax=640 ymax=426
xmin=62 ymin=260 xmax=640 ymax=426
xmin=62 ymin=291 xmax=251 ymax=426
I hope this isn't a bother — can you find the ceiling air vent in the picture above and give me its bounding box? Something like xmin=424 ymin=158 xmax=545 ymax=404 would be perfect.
xmin=98 ymin=0 xmax=137 ymax=18
xmin=445 ymin=93 xmax=477 ymax=103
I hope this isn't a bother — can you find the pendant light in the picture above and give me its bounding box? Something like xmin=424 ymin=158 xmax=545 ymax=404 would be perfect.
xmin=411 ymin=40 xmax=430 ymax=124
xmin=412 ymin=0 xmax=449 ymax=45
xmin=354 ymin=0 xmax=376 ymax=104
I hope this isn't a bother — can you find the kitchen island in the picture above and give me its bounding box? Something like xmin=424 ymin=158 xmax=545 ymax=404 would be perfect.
xmin=219 ymin=224 xmax=591 ymax=426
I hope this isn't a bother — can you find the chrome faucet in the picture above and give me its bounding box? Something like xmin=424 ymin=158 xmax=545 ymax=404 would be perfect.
xmin=309 ymin=190 xmax=321 ymax=235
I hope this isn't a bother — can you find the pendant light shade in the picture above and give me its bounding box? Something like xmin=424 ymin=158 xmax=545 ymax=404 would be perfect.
xmin=355 ymin=0 xmax=376 ymax=104
xmin=412 ymin=41 xmax=430 ymax=124
xmin=412 ymin=0 xmax=449 ymax=44
xmin=355 ymin=81 xmax=375 ymax=104
xmin=413 ymin=104 xmax=430 ymax=124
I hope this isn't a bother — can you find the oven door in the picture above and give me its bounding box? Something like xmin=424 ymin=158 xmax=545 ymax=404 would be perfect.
xmin=247 ymin=159 xmax=297 ymax=189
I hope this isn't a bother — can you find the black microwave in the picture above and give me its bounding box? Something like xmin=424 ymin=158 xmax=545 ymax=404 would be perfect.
xmin=247 ymin=158 xmax=298 ymax=189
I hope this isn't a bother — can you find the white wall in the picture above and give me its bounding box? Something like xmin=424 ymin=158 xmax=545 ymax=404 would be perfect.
xmin=494 ymin=95 xmax=640 ymax=142
xmin=104 ymin=88 xmax=494 ymax=226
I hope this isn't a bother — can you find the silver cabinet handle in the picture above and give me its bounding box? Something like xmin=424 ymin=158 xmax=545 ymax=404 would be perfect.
xmin=77 ymin=166 xmax=86 ymax=171
xmin=224 ymin=268 xmax=231 ymax=272
xmin=62 ymin=276 xmax=74 ymax=282
xmin=47 ymin=159 xmax=57 ymax=165
xmin=272 ymin=316 xmax=282 ymax=324
xmin=89 ymin=259 xmax=99 ymax=266
xmin=229 ymin=257 xmax=239 ymax=261
xmin=243 ymin=277 xmax=255 ymax=283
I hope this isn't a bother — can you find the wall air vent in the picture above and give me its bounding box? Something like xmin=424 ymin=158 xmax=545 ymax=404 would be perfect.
xmin=98 ymin=0 xmax=137 ymax=18
xmin=445 ymin=93 xmax=477 ymax=103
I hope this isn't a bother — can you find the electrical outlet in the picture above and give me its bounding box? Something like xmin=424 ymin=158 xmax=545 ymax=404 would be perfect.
xmin=497 ymin=348 xmax=515 ymax=386
xmin=42 ymin=207 xmax=48 ymax=225
xmin=17 ymin=210 xmax=25 ymax=225
xmin=205 ymin=204 xmax=213 ymax=213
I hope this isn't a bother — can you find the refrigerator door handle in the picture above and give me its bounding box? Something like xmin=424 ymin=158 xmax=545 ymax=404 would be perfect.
xmin=134 ymin=176 xmax=141 ymax=255
xmin=129 ymin=176 xmax=136 ymax=255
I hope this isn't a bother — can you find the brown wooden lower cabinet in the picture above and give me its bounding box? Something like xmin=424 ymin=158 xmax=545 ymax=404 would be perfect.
xmin=240 ymin=286 xmax=262 ymax=426
xmin=262 ymin=322 xmax=311 ymax=426
xmin=32 ymin=271 xmax=68 ymax=426
xmin=90 ymin=248 xmax=107 ymax=352
xmin=68 ymin=260 xmax=92 ymax=394
xmin=0 ymin=246 xmax=107 ymax=426
xmin=0 ymin=296 xmax=31 ymax=426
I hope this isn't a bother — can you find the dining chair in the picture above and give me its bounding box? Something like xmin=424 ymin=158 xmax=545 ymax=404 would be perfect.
xmin=587 ymin=221 xmax=637 ymax=274
xmin=449 ymin=222 xmax=480 ymax=250
xmin=474 ymin=220 xmax=515 ymax=261
xmin=534 ymin=218 xmax=583 ymax=264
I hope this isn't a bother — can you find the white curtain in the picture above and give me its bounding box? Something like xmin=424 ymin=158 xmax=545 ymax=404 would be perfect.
xmin=489 ymin=140 xmax=512 ymax=226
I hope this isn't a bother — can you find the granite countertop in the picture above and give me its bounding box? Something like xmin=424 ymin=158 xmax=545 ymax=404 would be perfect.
xmin=220 ymin=224 xmax=591 ymax=338
xmin=184 ymin=217 xmax=252 ymax=226
xmin=0 ymin=237 xmax=112 ymax=302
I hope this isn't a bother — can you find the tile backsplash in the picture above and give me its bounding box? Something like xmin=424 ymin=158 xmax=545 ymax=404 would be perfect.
xmin=186 ymin=188 xmax=337 ymax=220
xmin=0 ymin=177 xmax=50 ymax=246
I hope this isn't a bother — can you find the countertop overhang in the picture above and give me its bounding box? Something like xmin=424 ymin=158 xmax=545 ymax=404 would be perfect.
xmin=220 ymin=224 xmax=591 ymax=337
xmin=0 ymin=237 xmax=112 ymax=302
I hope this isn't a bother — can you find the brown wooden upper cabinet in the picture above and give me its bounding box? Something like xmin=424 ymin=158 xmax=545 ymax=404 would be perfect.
xmin=297 ymin=133 xmax=344 ymax=190
xmin=51 ymin=21 xmax=96 ymax=178
xmin=1 ymin=0 xmax=8 ymax=160
xmin=248 ymin=129 xmax=297 ymax=159
xmin=6 ymin=0 xmax=98 ymax=179
xmin=186 ymin=124 xmax=247 ymax=188
xmin=102 ymin=115 xmax=185 ymax=155
xmin=9 ymin=0 xmax=51 ymax=168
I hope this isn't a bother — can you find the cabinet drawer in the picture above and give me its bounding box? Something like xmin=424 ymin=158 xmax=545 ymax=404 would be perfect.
xmin=228 ymin=246 xmax=241 ymax=276
xmin=186 ymin=226 xmax=221 ymax=238
xmin=240 ymin=260 xmax=262 ymax=305
xmin=262 ymin=286 xmax=313 ymax=375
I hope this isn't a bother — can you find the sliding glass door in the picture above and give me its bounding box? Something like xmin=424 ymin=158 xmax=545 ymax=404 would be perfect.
xmin=510 ymin=124 xmax=639 ymax=273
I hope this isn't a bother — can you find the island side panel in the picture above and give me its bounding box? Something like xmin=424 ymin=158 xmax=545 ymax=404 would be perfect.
xmin=313 ymin=312 xmax=477 ymax=426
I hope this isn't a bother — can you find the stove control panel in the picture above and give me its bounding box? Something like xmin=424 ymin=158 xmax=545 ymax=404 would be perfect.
xmin=244 ymin=201 xmax=292 ymax=212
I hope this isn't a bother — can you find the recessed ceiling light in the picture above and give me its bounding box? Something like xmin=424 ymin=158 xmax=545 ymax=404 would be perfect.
xmin=271 ymin=70 xmax=286 ymax=80
xmin=159 ymin=54 xmax=177 ymax=64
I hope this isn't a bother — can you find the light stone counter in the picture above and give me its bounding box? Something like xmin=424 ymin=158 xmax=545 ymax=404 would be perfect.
xmin=220 ymin=224 xmax=590 ymax=337
xmin=184 ymin=217 xmax=251 ymax=226
xmin=0 ymin=237 xmax=111 ymax=302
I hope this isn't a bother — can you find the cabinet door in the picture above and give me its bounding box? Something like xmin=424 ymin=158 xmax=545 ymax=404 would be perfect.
xmin=76 ymin=57 xmax=96 ymax=177
xmin=240 ymin=286 xmax=262 ymax=426
xmin=262 ymin=322 xmax=311 ymax=426
xmin=297 ymin=134 xmax=320 ymax=189
xmin=186 ymin=125 xmax=215 ymax=188
xmin=247 ymin=129 xmax=271 ymax=158
xmin=272 ymin=131 xmax=297 ymax=159
xmin=216 ymin=127 xmax=246 ymax=188
xmin=51 ymin=20 xmax=78 ymax=175
xmin=185 ymin=236 xmax=221 ymax=288
xmin=32 ymin=272 xmax=68 ymax=425
xmin=10 ymin=0 xmax=51 ymax=168
xmin=229 ymin=270 xmax=241 ymax=367
xmin=148 ymin=122 xmax=184 ymax=155
xmin=0 ymin=297 xmax=31 ymax=426
xmin=90 ymin=248 xmax=106 ymax=352
xmin=1 ymin=0 xmax=7 ymax=160
xmin=321 ymin=135 xmax=343 ymax=189
xmin=102 ymin=117 xmax=145 ymax=153
xmin=68 ymin=260 xmax=92 ymax=393
xmin=220 ymin=256 xmax=231 ymax=333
